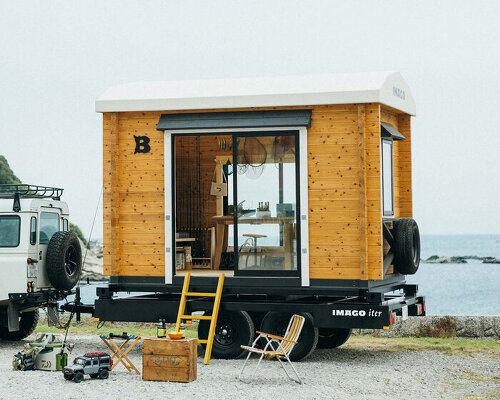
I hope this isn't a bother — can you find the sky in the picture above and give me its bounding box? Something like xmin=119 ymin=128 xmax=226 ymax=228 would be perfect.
xmin=0 ymin=0 xmax=499 ymax=237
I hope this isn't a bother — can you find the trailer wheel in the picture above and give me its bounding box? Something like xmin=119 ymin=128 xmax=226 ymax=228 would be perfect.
xmin=393 ymin=218 xmax=420 ymax=275
xmin=198 ymin=310 xmax=254 ymax=359
xmin=46 ymin=231 xmax=82 ymax=291
xmin=0 ymin=309 xmax=39 ymax=341
xmin=247 ymin=311 xmax=266 ymax=333
xmin=317 ymin=328 xmax=352 ymax=348
xmin=260 ymin=312 xmax=318 ymax=361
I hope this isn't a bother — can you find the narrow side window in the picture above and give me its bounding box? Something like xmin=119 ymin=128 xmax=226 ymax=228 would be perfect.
xmin=381 ymin=139 xmax=394 ymax=217
xmin=63 ymin=218 xmax=69 ymax=232
xmin=30 ymin=217 xmax=37 ymax=245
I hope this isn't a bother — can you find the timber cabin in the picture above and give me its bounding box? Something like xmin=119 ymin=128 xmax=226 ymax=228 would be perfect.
xmin=96 ymin=72 xmax=419 ymax=293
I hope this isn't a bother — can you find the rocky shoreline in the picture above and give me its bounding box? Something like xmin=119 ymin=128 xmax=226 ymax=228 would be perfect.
xmin=424 ymin=255 xmax=500 ymax=264
xmin=80 ymin=240 xmax=107 ymax=281
xmin=356 ymin=315 xmax=500 ymax=339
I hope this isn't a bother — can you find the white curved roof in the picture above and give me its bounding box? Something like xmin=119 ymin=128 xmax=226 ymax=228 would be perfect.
xmin=96 ymin=71 xmax=415 ymax=115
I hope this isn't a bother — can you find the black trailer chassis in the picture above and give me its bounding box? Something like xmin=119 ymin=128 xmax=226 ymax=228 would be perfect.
xmin=66 ymin=277 xmax=425 ymax=331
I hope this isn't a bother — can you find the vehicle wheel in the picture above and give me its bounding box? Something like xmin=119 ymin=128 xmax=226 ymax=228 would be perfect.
xmin=73 ymin=372 xmax=84 ymax=383
xmin=393 ymin=218 xmax=420 ymax=275
xmin=0 ymin=309 xmax=39 ymax=341
xmin=260 ymin=312 xmax=318 ymax=361
xmin=317 ymin=328 xmax=352 ymax=348
xmin=99 ymin=369 xmax=109 ymax=379
xmin=198 ymin=310 xmax=254 ymax=359
xmin=64 ymin=374 xmax=73 ymax=381
xmin=247 ymin=312 xmax=265 ymax=333
xmin=46 ymin=231 xmax=82 ymax=290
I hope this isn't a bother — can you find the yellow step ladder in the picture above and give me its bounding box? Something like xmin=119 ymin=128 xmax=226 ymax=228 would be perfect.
xmin=174 ymin=272 xmax=225 ymax=365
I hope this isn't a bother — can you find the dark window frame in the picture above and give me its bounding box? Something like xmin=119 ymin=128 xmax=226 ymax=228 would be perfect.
xmin=170 ymin=130 xmax=302 ymax=279
xmin=381 ymin=138 xmax=395 ymax=217
xmin=30 ymin=216 xmax=37 ymax=245
xmin=0 ymin=215 xmax=21 ymax=248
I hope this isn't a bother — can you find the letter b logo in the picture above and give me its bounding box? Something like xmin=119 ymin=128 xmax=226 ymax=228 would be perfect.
xmin=134 ymin=135 xmax=151 ymax=154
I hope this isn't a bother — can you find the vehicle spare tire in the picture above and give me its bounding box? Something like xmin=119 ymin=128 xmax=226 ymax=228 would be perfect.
xmin=393 ymin=218 xmax=420 ymax=275
xmin=317 ymin=328 xmax=352 ymax=349
xmin=0 ymin=309 xmax=39 ymax=341
xmin=198 ymin=310 xmax=255 ymax=359
xmin=260 ymin=312 xmax=318 ymax=361
xmin=46 ymin=231 xmax=82 ymax=290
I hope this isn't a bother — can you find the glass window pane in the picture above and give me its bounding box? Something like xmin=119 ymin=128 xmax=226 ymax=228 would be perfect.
xmin=39 ymin=212 xmax=59 ymax=244
xmin=63 ymin=219 xmax=69 ymax=232
xmin=0 ymin=216 xmax=21 ymax=247
xmin=235 ymin=135 xmax=298 ymax=272
xmin=30 ymin=217 xmax=37 ymax=245
xmin=382 ymin=140 xmax=394 ymax=216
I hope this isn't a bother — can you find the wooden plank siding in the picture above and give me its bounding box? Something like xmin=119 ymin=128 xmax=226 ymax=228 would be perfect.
xmin=102 ymin=104 xmax=411 ymax=280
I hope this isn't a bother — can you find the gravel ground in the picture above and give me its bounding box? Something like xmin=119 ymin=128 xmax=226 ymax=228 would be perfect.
xmin=0 ymin=335 xmax=498 ymax=400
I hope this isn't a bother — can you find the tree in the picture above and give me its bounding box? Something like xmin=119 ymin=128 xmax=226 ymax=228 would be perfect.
xmin=69 ymin=222 xmax=87 ymax=247
xmin=0 ymin=156 xmax=21 ymax=184
xmin=1 ymin=155 xmax=88 ymax=245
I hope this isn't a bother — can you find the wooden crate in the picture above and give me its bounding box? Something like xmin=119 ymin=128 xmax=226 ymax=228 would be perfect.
xmin=142 ymin=338 xmax=197 ymax=383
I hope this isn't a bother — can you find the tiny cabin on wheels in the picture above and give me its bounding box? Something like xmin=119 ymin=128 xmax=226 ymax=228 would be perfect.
xmin=93 ymin=72 xmax=424 ymax=360
xmin=96 ymin=72 xmax=419 ymax=288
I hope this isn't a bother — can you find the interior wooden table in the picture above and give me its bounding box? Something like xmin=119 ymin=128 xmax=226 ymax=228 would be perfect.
xmin=212 ymin=215 xmax=295 ymax=270
xmin=175 ymin=238 xmax=196 ymax=242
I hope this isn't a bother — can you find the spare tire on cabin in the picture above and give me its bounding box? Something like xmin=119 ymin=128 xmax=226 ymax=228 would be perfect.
xmin=46 ymin=231 xmax=82 ymax=291
xmin=393 ymin=218 xmax=420 ymax=275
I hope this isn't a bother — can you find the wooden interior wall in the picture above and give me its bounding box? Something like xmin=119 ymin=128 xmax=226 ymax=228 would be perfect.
xmin=174 ymin=136 xmax=231 ymax=258
xmin=102 ymin=104 xmax=400 ymax=280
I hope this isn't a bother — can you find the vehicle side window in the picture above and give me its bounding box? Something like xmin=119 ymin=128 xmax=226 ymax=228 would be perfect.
xmin=63 ymin=218 xmax=69 ymax=232
xmin=0 ymin=216 xmax=21 ymax=247
xmin=93 ymin=360 xmax=98 ymax=366
xmin=30 ymin=217 xmax=37 ymax=245
xmin=85 ymin=360 xmax=91 ymax=366
xmin=39 ymin=212 xmax=60 ymax=245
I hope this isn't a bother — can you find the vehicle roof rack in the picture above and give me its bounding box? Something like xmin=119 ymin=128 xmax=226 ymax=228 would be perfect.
xmin=0 ymin=184 xmax=64 ymax=212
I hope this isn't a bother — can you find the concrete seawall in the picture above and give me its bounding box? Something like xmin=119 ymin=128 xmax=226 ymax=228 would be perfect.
xmin=355 ymin=315 xmax=500 ymax=339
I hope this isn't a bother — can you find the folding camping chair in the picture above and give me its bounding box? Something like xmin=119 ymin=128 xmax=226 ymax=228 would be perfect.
xmin=239 ymin=314 xmax=305 ymax=384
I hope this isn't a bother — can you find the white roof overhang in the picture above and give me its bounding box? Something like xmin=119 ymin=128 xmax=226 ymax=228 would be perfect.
xmin=95 ymin=71 xmax=415 ymax=116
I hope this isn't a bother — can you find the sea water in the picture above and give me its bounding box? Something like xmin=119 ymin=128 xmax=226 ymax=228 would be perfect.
xmin=406 ymin=234 xmax=500 ymax=315
xmin=74 ymin=235 xmax=500 ymax=316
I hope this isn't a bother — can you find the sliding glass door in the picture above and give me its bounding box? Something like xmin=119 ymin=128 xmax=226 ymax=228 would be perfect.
xmin=233 ymin=132 xmax=300 ymax=276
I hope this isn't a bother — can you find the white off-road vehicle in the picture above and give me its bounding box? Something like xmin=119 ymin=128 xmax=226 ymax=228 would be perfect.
xmin=0 ymin=184 xmax=82 ymax=340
